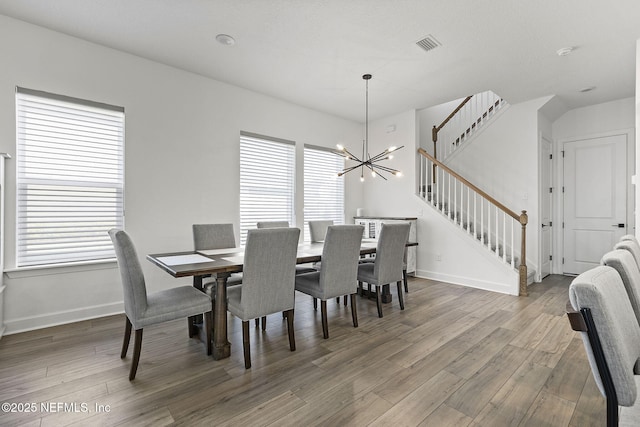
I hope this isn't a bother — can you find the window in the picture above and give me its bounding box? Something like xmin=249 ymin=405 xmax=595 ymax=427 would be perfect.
xmin=303 ymin=145 xmax=344 ymax=241
xmin=239 ymin=132 xmax=295 ymax=245
xmin=16 ymin=87 xmax=124 ymax=267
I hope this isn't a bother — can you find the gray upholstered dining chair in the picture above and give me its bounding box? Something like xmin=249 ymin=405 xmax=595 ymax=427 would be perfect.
xmin=567 ymin=266 xmax=640 ymax=427
xmin=309 ymin=220 xmax=334 ymax=243
xmin=192 ymin=223 xmax=243 ymax=290
xmin=226 ymin=227 xmax=300 ymax=369
xmin=601 ymin=249 xmax=640 ymax=326
xmin=620 ymin=234 xmax=639 ymax=245
xmin=357 ymin=222 xmax=410 ymax=317
xmin=109 ymin=229 xmax=213 ymax=380
xmin=295 ymin=225 xmax=363 ymax=338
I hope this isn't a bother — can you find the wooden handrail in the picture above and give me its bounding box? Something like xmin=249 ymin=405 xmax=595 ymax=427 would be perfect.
xmin=432 ymin=95 xmax=473 ymax=143
xmin=418 ymin=148 xmax=522 ymax=221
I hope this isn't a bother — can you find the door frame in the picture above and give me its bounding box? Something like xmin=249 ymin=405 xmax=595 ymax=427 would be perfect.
xmin=555 ymin=128 xmax=635 ymax=275
xmin=538 ymin=133 xmax=553 ymax=281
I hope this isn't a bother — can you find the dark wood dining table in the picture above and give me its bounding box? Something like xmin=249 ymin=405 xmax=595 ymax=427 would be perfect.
xmin=147 ymin=241 xmax=379 ymax=360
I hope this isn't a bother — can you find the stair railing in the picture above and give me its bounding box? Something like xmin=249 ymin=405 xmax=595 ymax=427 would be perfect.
xmin=432 ymin=91 xmax=505 ymax=161
xmin=418 ymin=148 xmax=528 ymax=296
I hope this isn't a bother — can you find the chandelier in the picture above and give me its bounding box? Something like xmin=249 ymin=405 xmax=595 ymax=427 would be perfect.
xmin=336 ymin=74 xmax=403 ymax=181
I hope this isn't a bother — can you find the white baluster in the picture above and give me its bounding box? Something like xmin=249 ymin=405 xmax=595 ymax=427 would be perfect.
xmin=502 ymin=211 xmax=507 ymax=263
xmin=511 ymin=218 xmax=515 ymax=268
xmin=480 ymin=198 xmax=484 ymax=244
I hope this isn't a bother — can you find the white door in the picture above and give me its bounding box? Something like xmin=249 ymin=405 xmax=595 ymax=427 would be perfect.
xmin=563 ymin=134 xmax=627 ymax=274
xmin=540 ymin=137 xmax=553 ymax=279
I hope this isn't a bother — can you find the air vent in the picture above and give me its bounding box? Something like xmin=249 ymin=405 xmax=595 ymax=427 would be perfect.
xmin=416 ymin=35 xmax=441 ymax=52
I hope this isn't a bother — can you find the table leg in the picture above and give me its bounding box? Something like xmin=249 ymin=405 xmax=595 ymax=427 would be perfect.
xmin=213 ymin=272 xmax=231 ymax=359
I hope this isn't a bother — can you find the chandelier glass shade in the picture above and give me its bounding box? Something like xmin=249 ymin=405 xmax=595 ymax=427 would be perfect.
xmin=336 ymin=74 xmax=404 ymax=181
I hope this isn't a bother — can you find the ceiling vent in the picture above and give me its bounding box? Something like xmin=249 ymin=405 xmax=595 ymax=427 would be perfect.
xmin=416 ymin=35 xmax=441 ymax=52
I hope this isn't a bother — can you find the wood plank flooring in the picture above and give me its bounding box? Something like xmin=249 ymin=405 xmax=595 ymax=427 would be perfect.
xmin=0 ymin=275 xmax=604 ymax=426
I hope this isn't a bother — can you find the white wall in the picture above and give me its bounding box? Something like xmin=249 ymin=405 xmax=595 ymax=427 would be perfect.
xmin=0 ymin=15 xmax=363 ymax=334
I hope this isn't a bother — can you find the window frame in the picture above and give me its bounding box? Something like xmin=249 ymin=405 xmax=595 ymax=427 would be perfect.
xmin=303 ymin=144 xmax=345 ymax=241
xmin=15 ymin=87 xmax=125 ymax=268
xmin=239 ymin=131 xmax=295 ymax=245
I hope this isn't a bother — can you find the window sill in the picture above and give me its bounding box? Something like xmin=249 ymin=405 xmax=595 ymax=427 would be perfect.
xmin=5 ymin=259 xmax=118 ymax=279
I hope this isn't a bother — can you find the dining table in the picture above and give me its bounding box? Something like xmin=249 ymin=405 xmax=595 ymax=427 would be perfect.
xmin=147 ymin=239 xmax=417 ymax=360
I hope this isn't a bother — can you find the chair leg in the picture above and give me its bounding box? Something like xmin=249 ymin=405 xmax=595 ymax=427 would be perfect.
xmin=344 ymin=294 xmax=348 ymax=306
xmin=129 ymin=328 xmax=143 ymax=381
xmin=286 ymin=309 xmax=296 ymax=351
xmin=397 ymin=281 xmax=405 ymax=310
xmin=320 ymin=300 xmax=329 ymax=339
xmin=358 ymin=281 xmax=363 ymax=296
xmin=204 ymin=311 xmax=213 ymax=356
xmin=336 ymin=297 xmax=340 ymax=304
xmin=313 ymin=297 xmax=317 ymax=311
xmin=368 ymin=284 xmax=373 ymax=300
xmin=376 ymin=286 xmax=383 ymax=318
xmin=255 ymin=318 xmax=259 ymax=328
xmin=403 ymin=269 xmax=408 ymax=293
xmin=261 ymin=316 xmax=267 ymax=331
xmin=187 ymin=315 xmax=197 ymax=337
xmin=121 ymin=317 xmax=132 ymax=358
xmin=242 ymin=321 xmax=251 ymax=369
xmin=350 ymin=293 xmax=358 ymax=328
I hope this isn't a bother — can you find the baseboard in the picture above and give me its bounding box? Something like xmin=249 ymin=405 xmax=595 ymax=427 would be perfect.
xmin=4 ymin=301 xmax=124 ymax=335
xmin=415 ymin=269 xmax=518 ymax=295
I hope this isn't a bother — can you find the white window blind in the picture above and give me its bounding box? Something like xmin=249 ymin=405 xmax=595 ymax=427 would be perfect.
xmin=303 ymin=145 xmax=344 ymax=241
xmin=16 ymin=87 xmax=124 ymax=267
xmin=239 ymin=132 xmax=295 ymax=245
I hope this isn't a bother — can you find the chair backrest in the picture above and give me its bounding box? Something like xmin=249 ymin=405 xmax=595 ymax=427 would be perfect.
xmin=569 ymin=266 xmax=640 ymax=406
xmin=374 ymin=222 xmax=411 ymax=284
xmin=192 ymin=223 xmax=236 ymax=250
xmin=241 ymin=227 xmax=300 ymax=318
xmin=256 ymin=221 xmax=289 ymax=229
xmin=318 ymin=225 xmax=364 ymax=298
xmin=601 ymin=249 xmax=640 ymax=326
xmin=620 ymin=234 xmax=639 ymax=245
xmin=309 ymin=220 xmax=334 ymax=243
xmin=108 ymin=229 xmax=148 ymax=321
xmin=614 ymin=240 xmax=640 ymax=270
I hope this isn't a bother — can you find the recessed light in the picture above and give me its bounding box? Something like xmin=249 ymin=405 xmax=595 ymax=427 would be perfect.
xmin=216 ymin=34 xmax=236 ymax=46
xmin=579 ymin=86 xmax=596 ymax=93
xmin=556 ymin=46 xmax=575 ymax=56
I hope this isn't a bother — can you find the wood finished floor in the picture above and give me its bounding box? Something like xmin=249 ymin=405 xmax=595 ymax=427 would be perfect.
xmin=0 ymin=275 xmax=604 ymax=426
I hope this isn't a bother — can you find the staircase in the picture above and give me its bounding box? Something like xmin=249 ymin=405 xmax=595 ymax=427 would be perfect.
xmin=432 ymin=91 xmax=508 ymax=163
xmin=418 ymin=92 xmax=529 ymax=295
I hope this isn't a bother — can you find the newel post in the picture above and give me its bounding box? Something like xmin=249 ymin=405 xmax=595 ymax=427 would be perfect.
xmin=519 ymin=210 xmax=528 ymax=296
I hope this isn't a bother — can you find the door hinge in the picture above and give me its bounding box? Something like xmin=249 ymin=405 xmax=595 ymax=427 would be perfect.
xmin=562 ymin=222 xmax=565 ymax=228
xmin=562 ymin=186 xmax=565 ymax=193
xmin=549 ymin=187 xmax=553 ymax=193
xmin=549 ymin=221 xmax=552 ymax=227
xmin=549 ymin=255 xmax=553 ymax=261
xmin=562 ymin=257 xmax=565 ymax=264
xmin=549 ymin=154 xmax=553 ymax=160
xmin=562 ymin=150 xmax=565 ymax=157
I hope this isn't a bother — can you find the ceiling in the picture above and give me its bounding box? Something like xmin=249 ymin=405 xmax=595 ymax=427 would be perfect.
xmin=1 ymin=0 xmax=639 ymax=122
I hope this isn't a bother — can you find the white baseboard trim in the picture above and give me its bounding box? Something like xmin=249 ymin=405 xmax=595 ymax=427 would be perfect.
xmin=4 ymin=302 xmax=124 ymax=335
xmin=415 ymin=269 xmax=518 ymax=295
